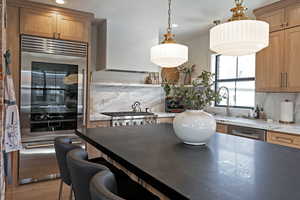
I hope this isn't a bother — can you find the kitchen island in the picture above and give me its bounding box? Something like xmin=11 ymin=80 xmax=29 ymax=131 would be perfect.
xmin=76 ymin=124 xmax=300 ymax=200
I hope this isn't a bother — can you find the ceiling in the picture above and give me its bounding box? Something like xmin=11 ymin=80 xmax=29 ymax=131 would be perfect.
xmin=31 ymin=0 xmax=279 ymax=40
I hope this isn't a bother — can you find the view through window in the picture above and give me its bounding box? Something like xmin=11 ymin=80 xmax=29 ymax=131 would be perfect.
xmin=214 ymin=54 xmax=255 ymax=108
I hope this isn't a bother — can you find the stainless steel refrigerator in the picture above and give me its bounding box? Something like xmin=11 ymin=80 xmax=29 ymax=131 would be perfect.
xmin=19 ymin=35 xmax=87 ymax=184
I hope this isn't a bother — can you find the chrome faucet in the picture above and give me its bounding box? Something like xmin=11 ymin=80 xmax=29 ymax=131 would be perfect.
xmin=218 ymin=86 xmax=231 ymax=116
xmin=131 ymin=101 xmax=142 ymax=112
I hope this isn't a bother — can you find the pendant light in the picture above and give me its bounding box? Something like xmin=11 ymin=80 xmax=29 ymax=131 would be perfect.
xmin=210 ymin=0 xmax=269 ymax=56
xmin=151 ymin=0 xmax=188 ymax=68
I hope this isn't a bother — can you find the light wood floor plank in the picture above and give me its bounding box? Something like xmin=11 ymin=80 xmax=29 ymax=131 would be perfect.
xmin=6 ymin=180 xmax=72 ymax=200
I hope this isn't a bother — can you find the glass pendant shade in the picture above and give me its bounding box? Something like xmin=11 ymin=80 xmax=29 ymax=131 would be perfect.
xmin=210 ymin=20 xmax=269 ymax=56
xmin=151 ymin=43 xmax=188 ymax=68
xmin=150 ymin=0 xmax=188 ymax=68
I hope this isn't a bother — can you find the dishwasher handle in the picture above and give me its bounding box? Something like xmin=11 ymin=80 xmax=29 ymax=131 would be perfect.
xmin=231 ymin=130 xmax=261 ymax=140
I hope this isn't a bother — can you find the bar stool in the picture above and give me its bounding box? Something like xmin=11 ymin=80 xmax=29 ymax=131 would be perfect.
xmin=54 ymin=137 xmax=81 ymax=200
xmin=67 ymin=148 xmax=108 ymax=200
xmin=90 ymin=170 xmax=125 ymax=200
xmin=90 ymin=170 xmax=160 ymax=200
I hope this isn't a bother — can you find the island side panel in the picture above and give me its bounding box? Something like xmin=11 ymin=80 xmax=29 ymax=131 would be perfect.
xmin=86 ymin=146 xmax=171 ymax=200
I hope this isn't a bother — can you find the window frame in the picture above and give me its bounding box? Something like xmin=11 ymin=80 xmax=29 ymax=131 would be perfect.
xmin=214 ymin=55 xmax=255 ymax=109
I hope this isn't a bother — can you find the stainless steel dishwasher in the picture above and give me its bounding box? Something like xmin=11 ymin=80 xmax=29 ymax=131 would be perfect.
xmin=227 ymin=125 xmax=266 ymax=141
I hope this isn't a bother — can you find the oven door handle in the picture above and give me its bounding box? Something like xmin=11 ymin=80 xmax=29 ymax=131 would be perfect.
xmin=231 ymin=130 xmax=261 ymax=140
xmin=24 ymin=140 xmax=82 ymax=149
xmin=25 ymin=143 xmax=54 ymax=149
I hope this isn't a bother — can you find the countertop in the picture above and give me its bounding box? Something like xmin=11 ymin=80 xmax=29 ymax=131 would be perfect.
xmin=76 ymin=124 xmax=300 ymax=200
xmin=90 ymin=112 xmax=300 ymax=135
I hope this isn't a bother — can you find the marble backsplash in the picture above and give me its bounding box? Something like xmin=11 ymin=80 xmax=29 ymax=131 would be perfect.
xmin=89 ymin=79 xmax=300 ymax=123
xmin=90 ymin=83 xmax=165 ymax=116
xmin=255 ymin=92 xmax=300 ymax=122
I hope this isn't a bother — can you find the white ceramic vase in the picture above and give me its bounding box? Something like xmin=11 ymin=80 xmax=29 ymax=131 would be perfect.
xmin=173 ymin=110 xmax=216 ymax=145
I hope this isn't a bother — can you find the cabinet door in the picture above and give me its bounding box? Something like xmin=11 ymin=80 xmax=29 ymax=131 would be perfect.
xmin=256 ymin=31 xmax=285 ymax=92
xmin=267 ymin=131 xmax=300 ymax=149
xmin=257 ymin=9 xmax=285 ymax=32
xmin=285 ymin=3 xmax=300 ymax=28
xmin=57 ymin=14 xmax=89 ymax=42
xmin=285 ymin=26 xmax=300 ymax=92
xmin=216 ymin=123 xmax=228 ymax=134
xmin=20 ymin=8 xmax=57 ymax=38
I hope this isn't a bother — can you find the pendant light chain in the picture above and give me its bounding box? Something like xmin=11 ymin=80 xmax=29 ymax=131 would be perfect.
xmin=167 ymin=0 xmax=172 ymax=33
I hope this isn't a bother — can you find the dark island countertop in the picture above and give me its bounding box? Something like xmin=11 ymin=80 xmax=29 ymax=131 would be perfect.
xmin=76 ymin=124 xmax=300 ymax=200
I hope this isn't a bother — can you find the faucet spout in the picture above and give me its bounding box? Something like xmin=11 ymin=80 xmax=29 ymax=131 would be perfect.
xmin=218 ymin=86 xmax=231 ymax=117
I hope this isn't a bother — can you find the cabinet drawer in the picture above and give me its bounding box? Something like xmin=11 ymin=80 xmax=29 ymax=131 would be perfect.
xmin=267 ymin=131 xmax=300 ymax=149
xmin=216 ymin=123 xmax=228 ymax=134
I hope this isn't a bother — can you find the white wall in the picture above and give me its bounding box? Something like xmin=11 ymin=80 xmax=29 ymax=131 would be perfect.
xmin=106 ymin=20 xmax=160 ymax=72
xmin=179 ymin=32 xmax=212 ymax=78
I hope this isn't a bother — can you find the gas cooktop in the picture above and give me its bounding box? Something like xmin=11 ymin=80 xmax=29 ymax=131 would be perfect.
xmin=101 ymin=112 xmax=155 ymax=117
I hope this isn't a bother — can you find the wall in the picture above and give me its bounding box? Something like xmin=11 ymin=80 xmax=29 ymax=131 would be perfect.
xmin=179 ymin=32 xmax=211 ymax=79
xmin=106 ymin=20 xmax=160 ymax=72
xmin=0 ymin=0 xmax=5 ymax=199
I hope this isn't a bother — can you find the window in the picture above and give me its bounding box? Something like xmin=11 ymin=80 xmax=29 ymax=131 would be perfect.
xmin=214 ymin=54 xmax=255 ymax=108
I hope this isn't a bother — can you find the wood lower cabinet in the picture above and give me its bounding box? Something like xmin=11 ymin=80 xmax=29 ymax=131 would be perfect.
xmin=256 ymin=31 xmax=285 ymax=92
xmin=157 ymin=117 xmax=174 ymax=124
xmin=216 ymin=123 xmax=228 ymax=134
xmin=267 ymin=131 xmax=300 ymax=149
xmin=285 ymin=26 xmax=300 ymax=91
xmin=20 ymin=8 xmax=57 ymax=38
xmin=87 ymin=120 xmax=111 ymax=128
xmin=57 ymin=14 xmax=88 ymax=42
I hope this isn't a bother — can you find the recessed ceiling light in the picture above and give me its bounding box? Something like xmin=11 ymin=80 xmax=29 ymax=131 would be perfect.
xmin=55 ymin=0 xmax=65 ymax=4
xmin=172 ymin=24 xmax=179 ymax=28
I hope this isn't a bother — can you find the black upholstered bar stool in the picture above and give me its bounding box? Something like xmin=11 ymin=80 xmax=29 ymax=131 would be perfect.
xmin=54 ymin=137 xmax=81 ymax=200
xmin=90 ymin=169 xmax=161 ymax=200
xmin=90 ymin=170 xmax=125 ymax=200
xmin=67 ymin=148 xmax=109 ymax=200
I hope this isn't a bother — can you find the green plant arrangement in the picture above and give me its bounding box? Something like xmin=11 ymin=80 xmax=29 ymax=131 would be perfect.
xmin=178 ymin=64 xmax=196 ymax=85
xmin=162 ymin=71 xmax=222 ymax=111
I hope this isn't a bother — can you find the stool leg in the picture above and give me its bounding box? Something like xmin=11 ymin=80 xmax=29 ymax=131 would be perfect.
xmin=58 ymin=179 xmax=63 ymax=200
xmin=69 ymin=184 xmax=73 ymax=200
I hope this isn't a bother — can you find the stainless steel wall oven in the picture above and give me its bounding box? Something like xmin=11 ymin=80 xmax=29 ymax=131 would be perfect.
xmin=19 ymin=35 xmax=87 ymax=184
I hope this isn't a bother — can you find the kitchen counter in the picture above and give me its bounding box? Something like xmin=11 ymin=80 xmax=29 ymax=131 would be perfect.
xmin=76 ymin=124 xmax=300 ymax=200
xmin=90 ymin=112 xmax=300 ymax=135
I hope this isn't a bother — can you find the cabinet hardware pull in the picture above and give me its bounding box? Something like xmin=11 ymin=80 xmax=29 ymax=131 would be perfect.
xmin=274 ymin=136 xmax=293 ymax=144
xmin=285 ymin=22 xmax=289 ymax=27
xmin=285 ymin=72 xmax=288 ymax=88
xmin=58 ymin=33 xmax=61 ymax=39
xmin=280 ymin=72 xmax=283 ymax=88
xmin=53 ymin=32 xmax=56 ymax=39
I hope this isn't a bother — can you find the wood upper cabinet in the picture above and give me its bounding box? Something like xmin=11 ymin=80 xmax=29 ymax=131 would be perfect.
xmin=256 ymin=31 xmax=285 ymax=92
xmin=20 ymin=8 xmax=57 ymax=38
xmin=257 ymin=9 xmax=285 ymax=32
xmin=255 ymin=0 xmax=300 ymax=92
xmin=285 ymin=3 xmax=300 ymax=28
xmin=57 ymin=14 xmax=88 ymax=42
xmin=285 ymin=26 xmax=300 ymax=91
xmin=20 ymin=8 xmax=90 ymax=42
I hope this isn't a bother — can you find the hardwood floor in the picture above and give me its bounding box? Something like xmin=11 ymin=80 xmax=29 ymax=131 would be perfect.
xmin=6 ymin=180 xmax=72 ymax=200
